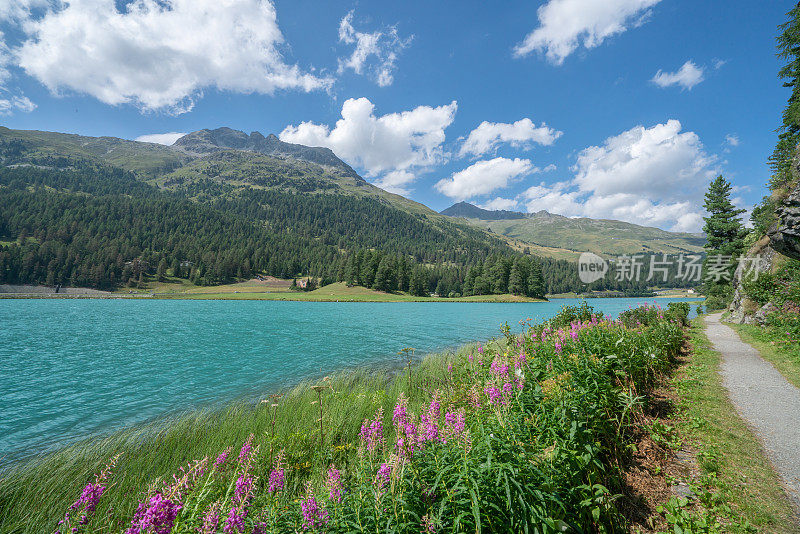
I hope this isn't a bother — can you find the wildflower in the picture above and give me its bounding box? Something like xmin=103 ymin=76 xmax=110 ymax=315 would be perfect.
xmin=234 ymin=474 xmax=254 ymax=505
xmin=125 ymin=493 xmax=180 ymax=534
xmin=326 ymin=465 xmax=343 ymax=503
xmin=421 ymin=514 xmax=436 ymax=533
xmin=214 ymin=447 xmax=232 ymax=469
xmin=60 ymin=455 xmax=119 ymax=533
xmin=267 ymin=450 xmax=286 ymax=494
xmin=237 ymin=434 xmax=254 ymax=464
xmin=443 ymin=408 xmax=466 ymax=443
xmin=375 ymin=463 xmax=391 ymax=489
xmin=490 ymin=357 xmax=509 ymax=377
xmin=199 ymin=501 xmax=222 ymax=534
xmin=467 ymin=386 xmax=481 ymax=409
xmin=554 ymin=340 xmax=562 ymax=354
xmin=484 ymin=386 xmax=503 ymax=405
xmin=300 ymin=484 xmax=329 ymax=531
xmin=392 ymin=394 xmax=409 ymax=427
xmin=223 ymin=507 xmax=245 ymax=534
xmin=502 ymin=382 xmax=513 ymax=396
xmin=359 ymin=408 xmax=384 ymax=453
xmin=447 ymin=362 xmax=453 ymax=374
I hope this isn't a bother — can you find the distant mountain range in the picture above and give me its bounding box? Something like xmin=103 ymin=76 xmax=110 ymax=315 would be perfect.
xmin=441 ymin=202 xmax=706 ymax=258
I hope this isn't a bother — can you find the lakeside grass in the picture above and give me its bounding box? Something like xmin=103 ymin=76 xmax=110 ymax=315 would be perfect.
xmin=0 ymin=304 xmax=693 ymax=533
xmin=672 ymin=318 xmax=798 ymax=532
xmin=0 ymin=345 xmax=473 ymax=533
xmin=726 ymin=322 xmax=800 ymax=390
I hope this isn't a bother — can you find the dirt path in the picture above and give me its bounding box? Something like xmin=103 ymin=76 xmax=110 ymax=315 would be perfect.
xmin=705 ymin=312 xmax=800 ymax=513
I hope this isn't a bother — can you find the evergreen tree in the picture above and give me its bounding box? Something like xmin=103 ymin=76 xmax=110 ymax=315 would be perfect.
xmin=702 ymin=176 xmax=746 ymax=307
xmin=702 ymin=176 xmax=746 ymax=255
xmin=770 ymin=3 xmax=800 ymax=191
xmin=507 ymin=258 xmax=527 ymax=295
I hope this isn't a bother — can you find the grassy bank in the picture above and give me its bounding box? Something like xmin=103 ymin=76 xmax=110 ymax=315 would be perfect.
xmin=670 ymin=318 xmax=797 ymax=532
xmin=2 ymin=303 xmax=693 ymax=532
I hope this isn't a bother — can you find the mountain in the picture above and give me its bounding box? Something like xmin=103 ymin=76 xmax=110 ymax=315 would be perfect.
xmin=440 ymin=201 xmax=526 ymax=220
xmin=172 ymin=127 xmax=360 ymax=177
xmin=441 ymin=202 xmax=706 ymax=257
xmin=0 ymin=126 xmax=538 ymax=294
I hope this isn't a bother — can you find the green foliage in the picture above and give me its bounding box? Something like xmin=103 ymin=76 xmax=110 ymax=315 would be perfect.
xmin=770 ymin=4 xmax=800 ymax=192
xmin=0 ymin=307 xmax=689 ymax=533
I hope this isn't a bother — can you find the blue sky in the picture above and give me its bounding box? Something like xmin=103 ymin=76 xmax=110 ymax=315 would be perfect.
xmin=0 ymin=0 xmax=793 ymax=232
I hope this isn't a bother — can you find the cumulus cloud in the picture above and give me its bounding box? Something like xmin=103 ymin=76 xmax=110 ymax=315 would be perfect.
xmin=514 ymin=0 xmax=661 ymax=64
xmin=135 ymin=132 xmax=187 ymax=145
xmin=519 ymin=120 xmax=717 ymax=231
xmin=479 ymin=197 xmax=521 ymax=211
xmin=435 ymin=157 xmax=535 ymax=201
xmin=373 ymin=170 xmax=416 ymax=196
xmin=337 ymin=10 xmax=411 ymax=87
xmin=459 ymin=118 xmax=562 ymax=157
xmin=14 ymin=0 xmax=331 ymax=113
xmin=0 ymin=32 xmax=36 ymax=115
xmin=280 ymin=97 xmax=457 ymax=191
xmin=651 ymin=60 xmax=705 ymax=90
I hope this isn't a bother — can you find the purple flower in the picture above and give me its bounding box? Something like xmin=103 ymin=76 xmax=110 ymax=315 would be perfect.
xmin=199 ymin=501 xmax=221 ymax=534
xmin=234 ymin=474 xmax=253 ymax=505
xmin=237 ymin=434 xmax=254 ymax=464
xmin=300 ymin=485 xmax=329 ymax=531
xmin=125 ymin=493 xmax=181 ymax=534
xmin=490 ymin=357 xmax=509 ymax=377
xmin=223 ymin=507 xmax=245 ymax=534
xmin=326 ymin=465 xmax=343 ymax=503
xmin=214 ymin=447 xmax=231 ymax=469
xmin=359 ymin=408 xmax=384 ymax=453
xmin=484 ymin=386 xmax=504 ymax=406
xmin=267 ymin=451 xmax=286 ymax=494
xmin=375 ymin=463 xmax=391 ymax=489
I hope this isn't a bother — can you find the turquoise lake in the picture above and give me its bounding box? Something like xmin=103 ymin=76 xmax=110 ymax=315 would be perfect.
xmin=0 ymin=298 xmax=699 ymax=464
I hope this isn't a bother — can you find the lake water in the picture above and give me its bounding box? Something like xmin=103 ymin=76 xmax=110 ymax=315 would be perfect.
xmin=0 ymin=297 xmax=699 ymax=463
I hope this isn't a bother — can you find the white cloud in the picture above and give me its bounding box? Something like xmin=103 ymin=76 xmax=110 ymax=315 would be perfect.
xmin=725 ymin=134 xmax=740 ymax=147
xmin=712 ymin=58 xmax=727 ymax=70
xmin=0 ymin=32 xmax=36 ymax=115
xmin=520 ymin=120 xmax=718 ymax=232
xmin=435 ymin=157 xmax=534 ymax=201
xmin=373 ymin=170 xmax=416 ymax=196
xmin=479 ymin=197 xmax=520 ymax=211
xmin=280 ymin=97 xmax=457 ymax=189
xmin=0 ymin=95 xmax=36 ymax=114
xmin=135 ymin=132 xmax=187 ymax=145
xmin=651 ymin=60 xmax=705 ymax=90
xmin=459 ymin=118 xmax=562 ymax=157
xmin=514 ymin=0 xmax=661 ymax=64
xmin=14 ymin=0 xmax=331 ymax=114
xmin=337 ymin=10 xmax=411 ymax=87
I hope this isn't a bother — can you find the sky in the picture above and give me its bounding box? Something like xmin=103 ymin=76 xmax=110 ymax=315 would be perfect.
xmin=0 ymin=0 xmax=794 ymax=233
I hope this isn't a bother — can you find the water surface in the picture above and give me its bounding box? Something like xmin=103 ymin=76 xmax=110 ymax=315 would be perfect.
xmin=0 ymin=298 xmax=698 ymax=462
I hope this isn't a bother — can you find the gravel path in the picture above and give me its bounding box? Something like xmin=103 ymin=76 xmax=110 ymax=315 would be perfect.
xmin=706 ymin=312 xmax=800 ymax=513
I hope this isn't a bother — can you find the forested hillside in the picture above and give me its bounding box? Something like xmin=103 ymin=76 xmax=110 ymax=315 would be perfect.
xmin=0 ymin=127 xmax=694 ymax=296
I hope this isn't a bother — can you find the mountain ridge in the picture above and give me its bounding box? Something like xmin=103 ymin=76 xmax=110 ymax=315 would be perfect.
xmin=441 ymin=202 xmax=706 ymax=256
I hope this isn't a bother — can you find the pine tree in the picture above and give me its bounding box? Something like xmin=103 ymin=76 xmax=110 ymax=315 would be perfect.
xmin=770 ymin=3 xmax=800 ymax=191
xmin=702 ymin=176 xmax=746 ymax=255
xmin=507 ymin=258 xmax=526 ymax=295
xmin=528 ymin=260 xmax=545 ymax=299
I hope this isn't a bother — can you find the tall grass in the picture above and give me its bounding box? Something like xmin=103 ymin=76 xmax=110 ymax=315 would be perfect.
xmin=0 ymin=304 xmax=688 ymax=533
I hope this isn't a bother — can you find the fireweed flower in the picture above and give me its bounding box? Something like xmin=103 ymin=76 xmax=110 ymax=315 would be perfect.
xmin=359 ymin=408 xmax=384 ymax=453
xmin=234 ymin=474 xmax=254 ymax=505
xmin=238 ymin=434 xmax=254 ymax=464
xmin=267 ymin=450 xmax=286 ymax=494
xmin=484 ymin=386 xmax=503 ymax=405
xmin=223 ymin=507 xmax=246 ymax=534
xmin=59 ymin=454 xmax=119 ymax=533
xmin=125 ymin=493 xmax=181 ymax=534
xmin=199 ymin=501 xmax=222 ymax=534
xmin=300 ymin=483 xmax=329 ymax=531
xmin=375 ymin=462 xmax=392 ymax=489
xmin=326 ymin=465 xmax=343 ymax=503
xmin=421 ymin=514 xmax=436 ymax=533
xmin=490 ymin=357 xmax=509 ymax=377
xmin=214 ymin=447 xmax=232 ymax=469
